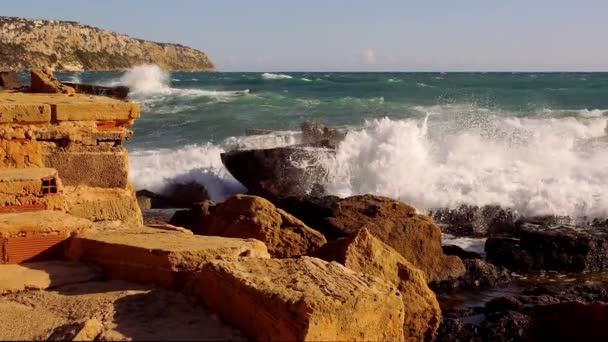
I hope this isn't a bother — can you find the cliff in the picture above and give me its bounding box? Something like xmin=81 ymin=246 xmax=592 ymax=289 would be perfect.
xmin=0 ymin=16 xmax=215 ymax=72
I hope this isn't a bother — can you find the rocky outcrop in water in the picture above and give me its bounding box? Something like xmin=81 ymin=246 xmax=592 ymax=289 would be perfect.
xmin=0 ymin=17 xmax=215 ymax=71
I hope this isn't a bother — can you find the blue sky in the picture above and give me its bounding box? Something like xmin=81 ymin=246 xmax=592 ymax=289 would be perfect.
xmin=3 ymin=0 xmax=608 ymax=71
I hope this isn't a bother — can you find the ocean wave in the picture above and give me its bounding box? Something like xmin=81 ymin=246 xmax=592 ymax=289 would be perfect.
xmin=262 ymin=72 xmax=293 ymax=80
xmin=323 ymin=116 xmax=608 ymax=219
xmin=108 ymin=65 xmax=250 ymax=107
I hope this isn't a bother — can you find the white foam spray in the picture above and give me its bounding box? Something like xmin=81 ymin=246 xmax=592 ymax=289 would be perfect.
xmin=262 ymin=72 xmax=293 ymax=80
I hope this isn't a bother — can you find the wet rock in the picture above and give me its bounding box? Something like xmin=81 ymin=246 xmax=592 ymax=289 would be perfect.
xmin=193 ymin=195 xmax=326 ymax=258
xmin=161 ymin=181 xmax=209 ymax=208
xmin=274 ymin=195 xmax=343 ymax=239
xmin=191 ymin=257 xmax=406 ymax=341
xmin=486 ymin=224 xmax=608 ymax=272
xmin=442 ymin=245 xmax=483 ymax=259
xmin=30 ymin=69 xmax=75 ymax=94
xmin=436 ymin=318 xmax=483 ymax=342
xmin=526 ymin=302 xmax=608 ymax=341
xmin=0 ymin=71 xmax=21 ymax=90
xmin=279 ymin=194 xmax=465 ymax=282
xmin=432 ymin=259 xmax=512 ymax=290
xmin=300 ymin=121 xmax=347 ymax=148
xmin=313 ymin=228 xmax=441 ymax=341
xmin=169 ymin=200 xmax=216 ymax=233
xmin=431 ymin=205 xmax=521 ymax=237
xmin=62 ymin=82 xmax=129 ymax=100
xmin=221 ymin=147 xmax=333 ymax=200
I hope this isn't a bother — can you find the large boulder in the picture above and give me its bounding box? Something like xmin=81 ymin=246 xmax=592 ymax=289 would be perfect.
xmin=30 ymin=69 xmax=75 ymax=94
xmin=431 ymin=205 xmax=521 ymax=237
xmin=486 ymin=224 xmax=608 ymax=272
xmin=313 ymin=228 xmax=441 ymax=341
xmin=220 ymin=147 xmax=333 ymax=200
xmin=432 ymin=259 xmax=512 ymax=290
xmin=0 ymin=72 xmax=21 ymax=90
xmin=190 ymin=195 xmax=327 ymax=258
xmin=190 ymin=257 xmax=406 ymax=341
xmin=278 ymin=195 xmax=465 ymax=282
xmin=300 ymin=121 xmax=347 ymax=148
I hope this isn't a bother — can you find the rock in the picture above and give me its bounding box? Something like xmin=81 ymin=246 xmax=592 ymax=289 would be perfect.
xmin=65 ymin=224 xmax=270 ymax=288
xmin=62 ymin=82 xmax=129 ymax=100
xmin=436 ymin=318 xmax=483 ymax=342
xmin=190 ymin=257 xmax=406 ymax=342
xmin=275 ymin=195 xmax=343 ymax=239
xmin=0 ymin=261 xmax=100 ymax=294
xmin=0 ymin=71 xmax=21 ymax=89
xmin=313 ymin=228 xmax=441 ymax=341
xmin=300 ymin=121 xmax=347 ymax=148
xmin=30 ymin=69 xmax=75 ymax=94
xmin=136 ymin=189 xmax=173 ymax=209
xmin=526 ymin=302 xmax=608 ymax=341
xmin=161 ymin=181 xmax=209 ymax=208
xmin=431 ymin=205 xmax=521 ymax=237
xmin=220 ymin=147 xmax=333 ymax=200
xmin=280 ymin=195 xmax=465 ymax=282
xmin=486 ymin=224 xmax=608 ymax=272
xmin=432 ymin=259 xmax=512 ymax=290
xmin=168 ymin=200 xmax=216 ymax=233
xmin=62 ymin=185 xmax=143 ymax=225
xmin=196 ymin=195 xmax=326 ymax=258
xmin=442 ymin=245 xmax=483 ymax=259
xmin=47 ymin=318 xmax=104 ymax=341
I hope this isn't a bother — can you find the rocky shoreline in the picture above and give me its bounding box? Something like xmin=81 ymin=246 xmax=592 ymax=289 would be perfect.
xmin=2 ymin=71 xmax=608 ymax=341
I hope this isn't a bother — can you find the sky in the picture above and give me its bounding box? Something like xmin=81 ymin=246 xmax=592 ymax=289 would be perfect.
xmin=3 ymin=0 xmax=608 ymax=71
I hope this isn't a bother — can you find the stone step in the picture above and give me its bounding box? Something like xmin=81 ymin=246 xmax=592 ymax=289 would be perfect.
xmin=0 ymin=210 xmax=92 ymax=264
xmin=65 ymin=224 xmax=270 ymax=289
xmin=0 ymin=260 xmax=101 ymax=294
xmin=0 ymin=168 xmax=60 ymax=210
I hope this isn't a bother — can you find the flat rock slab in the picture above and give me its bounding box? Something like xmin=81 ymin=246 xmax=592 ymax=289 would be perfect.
xmin=192 ymin=256 xmax=405 ymax=341
xmin=0 ymin=280 xmax=246 ymax=341
xmin=0 ymin=260 xmax=101 ymax=294
xmin=66 ymin=225 xmax=270 ymax=288
xmin=0 ymin=91 xmax=139 ymax=122
xmin=0 ymin=210 xmax=92 ymax=238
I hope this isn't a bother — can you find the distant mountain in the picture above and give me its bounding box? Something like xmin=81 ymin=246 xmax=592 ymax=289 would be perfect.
xmin=0 ymin=16 xmax=215 ymax=72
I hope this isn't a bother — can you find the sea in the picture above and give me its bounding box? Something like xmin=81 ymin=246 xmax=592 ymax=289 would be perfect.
xmin=51 ymin=65 xmax=608 ymax=220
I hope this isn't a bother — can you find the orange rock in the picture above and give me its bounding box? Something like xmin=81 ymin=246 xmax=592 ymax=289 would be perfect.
xmin=30 ymin=69 xmax=75 ymax=94
xmin=313 ymin=228 xmax=441 ymax=341
xmin=199 ymin=195 xmax=326 ymax=258
xmin=191 ymin=256 xmax=405 ymax=341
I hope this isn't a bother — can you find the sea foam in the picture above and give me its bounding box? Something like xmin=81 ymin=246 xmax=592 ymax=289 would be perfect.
xmin=262 ymin=72 xmax=292 ymax=80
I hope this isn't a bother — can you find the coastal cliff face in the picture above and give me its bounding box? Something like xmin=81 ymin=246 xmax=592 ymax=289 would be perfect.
xmin=0 ymin=16 xmax=215 ymax=72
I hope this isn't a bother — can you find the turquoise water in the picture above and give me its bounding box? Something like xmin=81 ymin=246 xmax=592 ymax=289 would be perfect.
xmin=53 ymin=67 xmax=608 ymax=219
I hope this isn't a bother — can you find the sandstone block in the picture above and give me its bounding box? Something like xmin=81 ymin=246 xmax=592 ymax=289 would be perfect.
xmin=190 ymin=195 xmax=326 ymax=258
xmin=313 ymin=228 xmax=441 ymax=341
xmin=192 ymin=257 xmax=405 ymax=342
xmin=43 ymin=149 xmax=128 ymax=188
xmin=66 ymin=225 xmax=270 ymax=288
xmin=0 ymin=139 xmax=44 ymax=168
xmin=30 ymin=69 xmax=75 ymax=94
xmin=62 ymin=185 xmax=143 ymax=225
xmin=0 ymin=103 xmax=51 ymax=123
xmin=52 ymin=102 xmax=140 ymax=121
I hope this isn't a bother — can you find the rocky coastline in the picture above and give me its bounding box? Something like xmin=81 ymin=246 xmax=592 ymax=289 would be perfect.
xmin=1 ymin=70 xmax=608 ymax=341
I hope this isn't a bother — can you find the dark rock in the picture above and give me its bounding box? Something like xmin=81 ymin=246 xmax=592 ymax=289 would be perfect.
xmin=432 ymin=259 xmax=512 ymax=290
xmin=220 ymin=147 xmax=333 ymax=200
xmin=481 ymin=311 xmax=530 ymax=342
xmin=300 ymin=121 xmax=347 ymax=148
xmin=526 ymin=302 xmax=608 ymax=341
xmin=0 ymin=71 xmax=21 ymax=89
xmin=161 ymin=181 xmax=209 ymax=208
xmin=280 ymin=194 xmax=465 ymax=282
xmin=136 ymin=189 xmax=173 ymax=209
xmin=436 ymin=318 xmax=483 ymax=342
xmin=431 ymin=205 xmax=521 ymax=237
xmin=168 ymin=200 xmax=216 ymax=233
xmin=275 ymin=195 xmax=342 ymax=239
xmin=63 ymin=82 xmax=129 ymax=100
xmin=442 ymin=245 xmax=483 ymax=259
xmin=486 ymin=225 xmax=608 ymax=272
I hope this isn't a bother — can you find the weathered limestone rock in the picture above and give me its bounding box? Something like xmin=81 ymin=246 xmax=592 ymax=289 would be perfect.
xmin=193 ymin=195 xmax=326 ymax=258
xmin=0 ymin=168 xmax=61 ymax=208
xmin=313 ymin=228 xmax=441 ymax=341
xmin=221 ymin=147 xmax=333 ymax=200
xmin=30 ymin=69 xmax=75 ymax=94
xmin=0 ymin=139 xmax=44 ymax=168
xmin=43 ymin=148 xmax=129 ymax=188
xmin=0 ymin=71 xmax=21 ymax=89
xmin=0 ymin=103 xmax=50 ymax=123
xmin=278 ymin=195 xmax=465 ymax=282
xmin=62 ymin=185 xmax=143 ymax=225
xmin=191 ymin=257 xmax=405 ymax=341
xmin=0 ymin=261 xmax=100 ymax=294
xmin=486 ymin=224 xmax=608 ymax=272
xmin=66 ymin=224 xmax=270 ymax=288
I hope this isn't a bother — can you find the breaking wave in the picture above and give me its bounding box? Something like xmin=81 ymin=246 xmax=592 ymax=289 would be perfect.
xmin=262 ymin=72 xmax=293 ymax=80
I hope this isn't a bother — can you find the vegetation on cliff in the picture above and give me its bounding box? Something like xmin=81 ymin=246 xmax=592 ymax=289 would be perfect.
xmin=0 ymin=17 xmax=215 ymax=72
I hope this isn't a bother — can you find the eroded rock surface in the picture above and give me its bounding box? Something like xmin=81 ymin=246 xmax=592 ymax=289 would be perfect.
xmin=191 ymin=256 xmax=405 ymax=342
